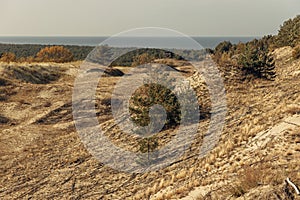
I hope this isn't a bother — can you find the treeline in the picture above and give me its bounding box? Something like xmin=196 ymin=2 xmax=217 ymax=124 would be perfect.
xmin=0 ymin=43 xmax=93 ymax=62
xmin=0 ymin=15 xmax=299 ymax=68
xmin=87 ymin=45 xmax=209 ymax=67
xmin=212 ymin=15 xmax=300 ymax=80
xmin=0 ymin=42 xmax=207 ymax=64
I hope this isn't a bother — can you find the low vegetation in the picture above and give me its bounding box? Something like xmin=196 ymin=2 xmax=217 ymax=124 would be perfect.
xmin=212 ymin=15 xmax=300 ymax=81
xmin=129 ymin=82 xmax=181 ymax=129
xmin=275 ymin=15 xmax=300 ymax=47
xmin=292 ymin=44 xmax=300 ymax=59
xmin=0 ymin=15 xmax=299 ymax=200
xmin=0 ymin=43 xmax=93 ymax=62
xmin=4 ymin=64 xmax=63 ymax=84
xmin=35 ymin=46 xmax=74 ymax=63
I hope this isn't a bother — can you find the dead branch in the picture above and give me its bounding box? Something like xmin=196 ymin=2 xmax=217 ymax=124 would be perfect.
xmin=286 ymin=178 xmax=300 ymax=195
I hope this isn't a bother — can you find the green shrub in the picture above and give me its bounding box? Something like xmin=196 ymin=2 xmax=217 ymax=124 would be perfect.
xmin=130 ymin=82 xmax=181 ymax=129
xmin=238 ymin=42 xmax=276 ymax=80
xmin=215 ymin=41 xmax=233 ymax=54
xmin=139 ymin=136 xmax=158 ymax=153
xmin=275 ymin=15 xmax=300 ymax=47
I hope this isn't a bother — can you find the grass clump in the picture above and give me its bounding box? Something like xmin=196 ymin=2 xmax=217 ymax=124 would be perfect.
xmin=5 ymin=65 xmax=63 ymax=84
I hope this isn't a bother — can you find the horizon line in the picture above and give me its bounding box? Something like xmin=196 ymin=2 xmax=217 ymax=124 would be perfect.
xmin=0 ymin=35 xmax=263 ymax=38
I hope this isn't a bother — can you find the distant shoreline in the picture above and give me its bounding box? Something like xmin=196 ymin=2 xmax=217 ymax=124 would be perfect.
xmin=0 ymin=36 xmax=258 ymax=62
xmin=0 ymin=36 xmax=258 ymax=49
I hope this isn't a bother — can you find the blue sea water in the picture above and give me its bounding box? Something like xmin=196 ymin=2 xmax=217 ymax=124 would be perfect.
xmin=0 ymin=36 xmax=258 ymax=49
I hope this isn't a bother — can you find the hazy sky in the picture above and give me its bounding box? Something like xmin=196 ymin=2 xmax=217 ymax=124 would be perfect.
xmin=0 ymin=0 xmax=299 ymax=36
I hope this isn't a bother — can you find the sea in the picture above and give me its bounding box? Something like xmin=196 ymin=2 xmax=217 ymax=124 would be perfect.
xmin=0 ymin=36 xmax=258 ymax=49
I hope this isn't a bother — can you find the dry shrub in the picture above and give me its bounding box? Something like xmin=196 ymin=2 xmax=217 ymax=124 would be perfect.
xmin=228 ymin=165 xmax=264 ymax=197
xmin=6 ymin=65 xmax=62 ymax=84
xmin=240 ymin=166 xmax=263 ymax=189
xmin=26 ymin=56 xmax=35 ymax=63
xmin=132 ymin=53 xmax=154 ymax=67
xmin=0 ymin=52 xmax=16 ymax=63
xmin=36 ymin=46 xmax=73 ymax=63
xmin=226 ymin=163 xmax=290 ymax=198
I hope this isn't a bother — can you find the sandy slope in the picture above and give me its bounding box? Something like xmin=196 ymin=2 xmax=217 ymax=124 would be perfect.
xmin=181 ymin=114 xmax=300 ymax=200
xmin=0 ymin=47 xmax=299 ymax=199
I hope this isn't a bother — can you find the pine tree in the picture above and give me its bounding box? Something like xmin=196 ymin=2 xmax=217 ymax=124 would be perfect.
xmin=238 ymin=42 xmax=276 ymax=80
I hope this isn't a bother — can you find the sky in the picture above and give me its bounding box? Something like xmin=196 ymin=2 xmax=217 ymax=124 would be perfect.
xmin=0 ymin=0 xmax=299 ymax=37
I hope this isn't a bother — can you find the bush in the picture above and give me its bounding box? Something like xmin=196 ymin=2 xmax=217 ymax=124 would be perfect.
xmin=215 ymin=41 xmax=233 ymax=54
xmin=0 ymin=52 xmax=16 ymax=63
xmin=35 ymin=46 xmax=73 ymax=63
xmin=213 ymin=41 xmax=233 ymax=64
xmin=292 ymin=44 xmax=300 ymax=59
xmin=130 ymin=82 xmax=181 ymax=129
xmin=132 ymin=53 xmax=154 ymax=67
xmin=238 ymin=41 xmax=276 ymax=80
xmin=276 ymin=15 xmax=300 ymax=47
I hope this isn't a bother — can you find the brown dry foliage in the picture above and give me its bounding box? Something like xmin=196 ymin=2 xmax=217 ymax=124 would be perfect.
xmin=0 ymin=52 xmax=16 ymax=63
xmin=35 ymin=46 xmax=73 ymax=63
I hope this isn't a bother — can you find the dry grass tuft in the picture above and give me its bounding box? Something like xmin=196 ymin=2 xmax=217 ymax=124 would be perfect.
xmin=4 ymin=64 xmax=64 ymax=84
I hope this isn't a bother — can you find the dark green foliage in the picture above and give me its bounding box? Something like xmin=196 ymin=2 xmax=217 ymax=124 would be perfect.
xmin=0 ymin=43 xmax=93 ymax=61
xmin=243 ymin=36 xmax=276 ymax=53
xmin=129 ymin=64 xmax=184 ymax=130
xmin=213 ymin=41 xmax=234 ymax=63
xmin=205 ymin=48 xmax=214 ymax=54
xmin=275 ymin=15 xmax=300 ymax=47
xmin=139 ymin=136 xmax=159 ymax=153
xmin=238 ymin=41 xmax=276 ymax=80
xmin=89 ymin=46 xmax=208 ymax=67
xmin=130 ymin=82 xmax=181 ymax=129
xmin=211 ymin=16 xmax=300 ymax=80
xmin=215 ymin=41 xmax=233 ymax=54
xmin=110 ymin=48 xmax=183 ymax=67
xmin=213 ymin=36 xmax=277 ymax=80
xmin=137 ymin=136 xmax=159 ymax=166
xmin=0 ymin=43 xmax=207 ymax=65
